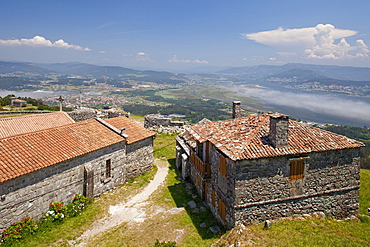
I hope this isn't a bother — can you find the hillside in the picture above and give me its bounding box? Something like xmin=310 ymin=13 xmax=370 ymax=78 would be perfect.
xmin=0 ymin=61 xmax=186 ymax=88
xmin=218 ymin=63 xmax=370 ymax=81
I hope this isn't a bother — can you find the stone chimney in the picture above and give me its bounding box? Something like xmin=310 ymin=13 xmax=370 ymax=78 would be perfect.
xmin=269 ymin=113 xmax=289 ymax=148
xmin=232 ymin=101 xmax=241 ymax=119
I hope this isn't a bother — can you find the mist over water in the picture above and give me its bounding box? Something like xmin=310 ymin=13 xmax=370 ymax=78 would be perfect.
xmin=226 ymin=82 xmax=370 ymax=127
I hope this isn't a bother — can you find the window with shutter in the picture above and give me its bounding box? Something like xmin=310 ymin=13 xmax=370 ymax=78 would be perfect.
xmin=218 ymin=198 xmax=226 ymax=222
xmin=219 ymin=155 xmax=227 ymax=177
xmin=290 ymin=159 xmax=304 ymax=180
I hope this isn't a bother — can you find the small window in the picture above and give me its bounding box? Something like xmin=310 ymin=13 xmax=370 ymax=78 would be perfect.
xmin=106 ymin=159 xmax=111 ymax=178
xmin=218 ymin=198 xmax=226 ymax=222
xmin=290 ymin=159 xmax=304 ymax=181
xmin=219 ymin=155 xmax=227 ymax=177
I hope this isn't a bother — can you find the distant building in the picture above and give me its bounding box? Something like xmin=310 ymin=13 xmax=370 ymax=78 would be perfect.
xmin=0 ymin=115 xmax=155 ymax=231
xmin=10 ymin=98 xmax=27 ymax=107
xmin=176 ymin=103 xmax=364 ymax=229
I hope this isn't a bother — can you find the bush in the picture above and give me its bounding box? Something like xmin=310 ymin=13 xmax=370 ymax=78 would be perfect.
xmin=1 ymin=216 xmax=38 ymax=243
xmin=44 ymin=202 xmax=68 ymax=221
xmin=67 ymin=194 xmax=90 ymax=217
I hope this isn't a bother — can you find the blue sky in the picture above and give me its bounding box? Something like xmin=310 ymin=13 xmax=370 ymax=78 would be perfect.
xmin=1 ymin=0 xmax=369 ymax=71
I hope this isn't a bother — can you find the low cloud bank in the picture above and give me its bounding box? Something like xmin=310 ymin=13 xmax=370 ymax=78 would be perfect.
xmin=233 ymin=85 xmax=370 ymax=123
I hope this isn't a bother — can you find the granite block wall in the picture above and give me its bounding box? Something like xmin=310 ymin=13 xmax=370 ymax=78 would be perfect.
xmin=0 ymin=137 xmax=154 ymax=232
xmin=125 ymin=137 xmax=154 ymax=180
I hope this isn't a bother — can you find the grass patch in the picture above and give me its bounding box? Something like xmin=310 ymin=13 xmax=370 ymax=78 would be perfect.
xmin=153 ymin=133 xmax=177 ymax=160
xmin=4 ymin=167 xmax=158 ymax=247
xmin=156 ymin=88 xmax=199 ymax=100
xmin=246 ymin=217 xmax=370 ymax=246
xmin=360 ymin=169 xmax=370 ymax=214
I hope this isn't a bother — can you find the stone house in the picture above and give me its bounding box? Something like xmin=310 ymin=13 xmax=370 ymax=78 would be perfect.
xmin=0 ymin=115 xmax=155 ymax=231
xmin=176 ymin=106 xmax=364 ymax=229
xmin=10 ymin=98 xmax=27 ymax=107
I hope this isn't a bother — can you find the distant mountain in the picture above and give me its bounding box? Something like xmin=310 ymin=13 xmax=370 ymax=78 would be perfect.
xmin=265 ymin=69 xmax=329 ymax=83
xmin=37 ymin=62 xmax=139 ymax=78
xmin=0 ymin=61 xmax=53 ymax=74
xmin=218 ymin=63 xmax=370 ymax=82
xmin=0 ymin=61 xmax=186 ymax=84
xmin=265 ymin=68 xmax=370 ymax=87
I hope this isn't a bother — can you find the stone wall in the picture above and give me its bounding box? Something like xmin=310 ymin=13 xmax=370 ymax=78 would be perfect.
xmin=198 ymin=146 xmax=361 ymax=229
xmin=206 ymin=142 xmax=236 ymax=228
xmin=144 ymin=114 xmax=184 ymax=134
xmin=0 ymin=141 xmax=128 ymax=231
xmin=125 ymin=137 xmax=154 ymax=180
xmin=232 ymin=148 xmax=361 ymax=226
xmin=67 ymin=108 xmax=129 ymax=122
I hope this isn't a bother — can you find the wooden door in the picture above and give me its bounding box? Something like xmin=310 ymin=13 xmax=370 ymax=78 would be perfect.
xmin=83 ymin=166 xmax=94 ymax=197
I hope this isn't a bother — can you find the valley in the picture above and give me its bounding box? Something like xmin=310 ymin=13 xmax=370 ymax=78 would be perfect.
xmin=1 ymin=61 xmax=370 ymax=127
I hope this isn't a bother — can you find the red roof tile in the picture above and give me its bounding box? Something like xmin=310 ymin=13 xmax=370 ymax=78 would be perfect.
xmin=105 ymin=116 xmax=156 ymax=144
xmin=180 ymin=114 xmax=364 ymax=161
xmin=0 ymin=118 xmax=126 ymax=183
xmin=0 ymin=112 xmax=74 ymax=138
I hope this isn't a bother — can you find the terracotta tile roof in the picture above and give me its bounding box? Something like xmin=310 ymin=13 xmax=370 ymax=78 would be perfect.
xmin=0 ymin=118 xmax=126 ymax=183
xmin=180 ymin=114 xmax=364 ymax=161
xmin=0 ymin=112 xmax=75 ymax=138
xmin=105 ymin=116 xmax=156 ymax=144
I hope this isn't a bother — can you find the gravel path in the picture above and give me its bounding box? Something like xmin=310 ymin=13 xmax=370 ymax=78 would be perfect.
xmin=72 ymin=161 xmax=169 ymax=246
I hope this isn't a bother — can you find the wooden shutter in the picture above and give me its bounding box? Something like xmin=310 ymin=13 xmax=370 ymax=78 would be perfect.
xmin=219 ymin=155 xmax=227 ymax=177
xmin=211 ymin=189 xmax=216 ymax=206
xmin=218 ymin=199 xmax=226 ymax=222
xmin=290 ymin=159 xmax=304 ymax=180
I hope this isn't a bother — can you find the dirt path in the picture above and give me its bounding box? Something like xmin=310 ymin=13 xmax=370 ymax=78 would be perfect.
xmin=72 ymin=160 xmax=169 ymax=246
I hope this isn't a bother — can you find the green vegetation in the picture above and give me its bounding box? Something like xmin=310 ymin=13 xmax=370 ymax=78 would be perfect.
xmin=244 ymin=216 xmax=370 ymax=246
xmin=324 ymin=125 xmax=370 ymax=141
xmin=360 ymin=169 xmax=370 ymax=215
xmin=323 ymin=125 xmax=370 ymax=169
xmin=1 ymin=194 xmax=91 ymax=246
xmin=115 ymin=89 xmax=231 ymax=123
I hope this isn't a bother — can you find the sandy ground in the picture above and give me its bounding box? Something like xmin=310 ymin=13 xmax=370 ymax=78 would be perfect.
xmin=71 ymin=160 xmax=169 ymax=246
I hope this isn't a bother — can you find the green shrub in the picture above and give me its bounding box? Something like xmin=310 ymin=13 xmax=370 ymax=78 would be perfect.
xmin=1 ymin=216 xmax=38 ymax=243
xmin=153 ymin=239 xmax=177 ymax=247
xmin=44 ymin=202 xmax=68 ymax=221
xmin=67 ymin=194 xmax=90 ymax=217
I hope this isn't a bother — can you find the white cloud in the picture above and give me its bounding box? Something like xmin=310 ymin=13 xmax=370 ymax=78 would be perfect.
xmin=168 ymin=55 xmax=208 ymax=64
xmin=243 ymin=24 xmax=369 ymax=60
xmin=99 ymin=51 xmax=106 ymax=54
xmin=135 ymin=52 xmax=152 ymax=61
xmin=227 ymin=85 xmax=370 ymax=123
xmin=0 ymin=35 xmax=90 ymax=51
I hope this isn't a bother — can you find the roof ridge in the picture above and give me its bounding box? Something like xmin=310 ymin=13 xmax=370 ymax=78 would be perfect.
xmin=96 ymin=117 xmax=129 ymax=138
xmin=243 ymin=114 xmax=270 ymax=145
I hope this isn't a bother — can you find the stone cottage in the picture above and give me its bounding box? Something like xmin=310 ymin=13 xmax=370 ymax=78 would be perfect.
xmin=176 ymin=106 xmax=364 ymax=229
xmin=0 ymin=115 xmax=155 ymax=231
